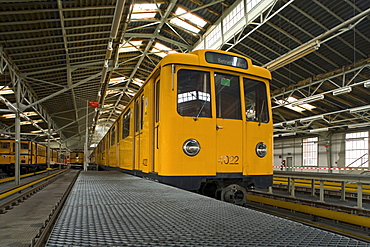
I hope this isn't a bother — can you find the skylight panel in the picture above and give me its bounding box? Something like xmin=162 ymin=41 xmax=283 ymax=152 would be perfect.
xmin=276 ymin=96 xmax=316 ymax=113
xmin=175 ymin=7 xmax=207 ymax=27
xmin=0 ymin=86 xmax=14 ymax=95
xmin=109 ymin=76 xmax=127 ymax=85
xmin=132 ymin=78 xmax=144 ymax=87
xmin=20 ymin=119 xmax=43 ymax=125
xmin=131 ymin=13 xmax=156 ymax=19
xmin=118 ymin=40 xmax=143 ymax=53
xmin=133 ymin=3 xmax=157 ymax=11
xmin=151 ymin=42 xmax=178 ymax=58
xmin=170 ymin=18 xmax=201 ymax=33
xmin=131 ymin=3 xmax=160 ymax=19
xmin=1 ymin=111 xmax=38 ymax=118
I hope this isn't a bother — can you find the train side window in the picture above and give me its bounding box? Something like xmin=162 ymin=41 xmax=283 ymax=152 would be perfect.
xmin=214 ymin=73 xmax=242 ymax=120
xmin=244 ymin=78 xmax=269 ymax=123
xmin=21 ymin=143 xmax=29 ymax=149
xmin=135 ymin=100 xmax=139 ymax=132
xmin=140 ymin=95 xmax=144 ymax=129
xmin=177 ymin=70 xmax=211 ymax=118
xmin=117 ymin=121 xmax=120 ymax=142
xmin=111 ymin=126 xmax=116 ymax=146
xmin=155 ymin=81 xmax=160 ymax=123
xmin=123 ymin=110 xmax=131 ymax=139
xmin=0 ymin=142 xmax=10 ymax=149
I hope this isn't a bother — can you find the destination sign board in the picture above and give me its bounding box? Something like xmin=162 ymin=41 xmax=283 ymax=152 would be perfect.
xmin=205 ymin=52 xmax=248 ymax=69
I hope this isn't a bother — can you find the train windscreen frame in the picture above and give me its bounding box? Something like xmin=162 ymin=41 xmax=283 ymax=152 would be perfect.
xmin=244 ymin=78 xmax=269 ymax=123
xmin=177 ymin=69 xmax=211 ymax=118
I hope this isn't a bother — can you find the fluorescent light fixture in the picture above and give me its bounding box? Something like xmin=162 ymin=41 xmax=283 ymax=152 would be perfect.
xmin=290 ymin=94 xmax=324 ymax=107
xmin=276 ymin=96 xmax=316 ymax=113
xmin=364 ymin=80 xmax=370 ymax=88
xmin=281 ymin=132 xmax=296 ymax=137
xmin=348 ymin=123 xmax=370 ymax=129
xmin=110 ymin=0 xmax=125 ymax=39
xmin=300 ymin=115 xmax=324 ymax=123
xmin=286 ymin=120 xmax=296 ymax=125
xmin=332 ymin=86 xmax=352 ymax=96
xmin=310 ymin=127 xmax=329 ymax=133
xmin=265 ymin=41 xmax=320 ymax=71
xmin=273 ymin=123 xmax=284 ymax=127
xmin=349 ymin=105 xmax=370 ymax=113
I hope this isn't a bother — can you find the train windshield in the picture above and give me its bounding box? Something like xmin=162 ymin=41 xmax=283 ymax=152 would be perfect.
xmin=244 ymin=78 xmax=269 ymax=123
xmin=177 ymin=69 xmax=211 ymax=118
xmin=214 ymin=73 xmax=242 ymax=120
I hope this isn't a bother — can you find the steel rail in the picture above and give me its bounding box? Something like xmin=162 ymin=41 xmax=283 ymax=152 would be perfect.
xmin=0 ymin=168 xmax=59 ymax=185
xmin=246 ymin=190 xmax=370 ymax=242
xmin=245 ymin=195 xmax=370 ymax=243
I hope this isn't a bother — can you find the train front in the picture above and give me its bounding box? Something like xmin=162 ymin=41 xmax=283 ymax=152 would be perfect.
xmin=157 ymin=50 xmax=273 ymax=204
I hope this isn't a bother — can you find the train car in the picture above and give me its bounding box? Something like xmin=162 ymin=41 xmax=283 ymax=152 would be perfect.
xmin=49 ymin=149 xmax=59 ymax=167
xmin=70 ymin=152 xmax=84 ymax=169
xmin=95 ymin=50 xmax=273 ymax=202
xmin=0 ymin=139 xmax=50 ymax=175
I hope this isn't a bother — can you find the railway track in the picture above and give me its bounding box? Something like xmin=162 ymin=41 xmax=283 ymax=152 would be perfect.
xmin=0 ymin=169 xmax=70 ymax=213
xmin=245 ymin=190 xmax=370 ymax=243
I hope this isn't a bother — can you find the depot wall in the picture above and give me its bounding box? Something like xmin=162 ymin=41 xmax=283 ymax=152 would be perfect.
xmin=273 ymin=130 xmax=370 ymax=173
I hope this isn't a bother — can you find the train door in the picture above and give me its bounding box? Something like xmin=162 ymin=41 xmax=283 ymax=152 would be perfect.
xmin=134 ymin=93 xmax=144 ymax=171
xmin=214 ymin=73 xmax=243 ymax=173
xmin=153 ymin=78 xmax=160 ymax=173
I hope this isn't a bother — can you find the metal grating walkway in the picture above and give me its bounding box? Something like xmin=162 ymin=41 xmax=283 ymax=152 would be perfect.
xmin=46 ymin=171 xmax=370 ymax=246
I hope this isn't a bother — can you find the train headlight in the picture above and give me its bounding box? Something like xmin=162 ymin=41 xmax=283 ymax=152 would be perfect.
xmin=183 ymin=139 xmax=200 ymax=156
xmin=256 ymin=142 xmax=267 ymax=158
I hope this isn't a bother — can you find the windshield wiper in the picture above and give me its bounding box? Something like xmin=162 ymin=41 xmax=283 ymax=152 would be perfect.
xmin=194 ymin=94 xmax=209 ymax=121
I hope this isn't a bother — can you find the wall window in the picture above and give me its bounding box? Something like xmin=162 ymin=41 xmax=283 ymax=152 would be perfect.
xmin=223 ymin=1 xmax=244 ymax=32
xmin=303 ymin=137 xmax=318 ymax=166
xmin=345 ymin=132 xmax=368 ymax=167
xmin=246 ymin=0 xmax=262 ymax=12
xmin=177 ymin=69 xmax=211 ymax=118
xmin=206 ymin=24 xmax=221 ymax=48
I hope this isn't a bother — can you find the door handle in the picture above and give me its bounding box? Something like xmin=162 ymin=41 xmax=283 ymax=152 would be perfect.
xmin=216 ymin=125 xmax=224 ymax=130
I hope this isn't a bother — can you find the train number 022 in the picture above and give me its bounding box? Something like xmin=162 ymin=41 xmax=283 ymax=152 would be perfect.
xmin=218 ymin=155 xmax=239 ymax=164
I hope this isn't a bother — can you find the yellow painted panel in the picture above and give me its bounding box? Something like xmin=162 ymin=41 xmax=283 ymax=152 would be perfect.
xmin=216 ymin=119 xmax=243 ymax=173
xmin=244 ymin=121 xmax=273 ymax=175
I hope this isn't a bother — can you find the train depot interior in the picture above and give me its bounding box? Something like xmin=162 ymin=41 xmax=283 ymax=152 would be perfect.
xmin=1 ymin=0 xmax=370 ymax=246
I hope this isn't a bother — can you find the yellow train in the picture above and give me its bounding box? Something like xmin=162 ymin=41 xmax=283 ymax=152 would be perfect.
xmin=69 ymin=152 xmax=84 ymax=169
xmin=93 ymin=49 xmax=273 ymax=202
xmin=0 ymin=139 xmax=60 ymax=175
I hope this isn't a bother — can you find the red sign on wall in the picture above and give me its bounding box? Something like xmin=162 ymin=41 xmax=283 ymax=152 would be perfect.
xmin=89 ymin=100 xmax=99 ymax=107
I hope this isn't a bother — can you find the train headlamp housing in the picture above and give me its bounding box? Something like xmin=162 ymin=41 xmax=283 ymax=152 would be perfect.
xmin=183 ymin=139 xmax=200 ymax=156
xmin=256 ymin=142 xmax=267 ymax=158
